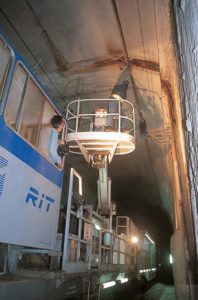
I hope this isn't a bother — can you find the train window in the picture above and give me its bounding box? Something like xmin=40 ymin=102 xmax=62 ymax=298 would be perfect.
xmin=5 ymin=61 xmax=65 ymax=168
xmin=118 ymin=217 xmax=127 ymax=226
xmin=0 ymin=39 xmax=11 ymax=105
xmin=37 ymin=100 xmax=56 ymax=157
xmin=5 ymin=65 xmax=28 ymax=128
xmin=19 ymin=77 xmax=44 ymax=147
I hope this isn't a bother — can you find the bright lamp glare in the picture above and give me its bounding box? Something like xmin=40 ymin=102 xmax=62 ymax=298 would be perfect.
xmin=103 ymin=281 xmax=116 ymax=289
xmin=139 ymin=268 xmax=156 ymax=273
xmin=131 ymin=236 xmax=138 ymax=243
xmin=170 ymin=254 xmax=173 ymax=264
xmin=145 ymin=233 xmax=155 ymax=245
xmin=95 ymin=224 xmax=101 ymax=230
xmin=120 ymin=278 xmax=128 ymax=284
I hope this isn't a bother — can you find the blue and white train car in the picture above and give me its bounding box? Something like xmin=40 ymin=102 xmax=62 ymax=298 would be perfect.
xmin=0 ymin=31 xmax=66 ymax=250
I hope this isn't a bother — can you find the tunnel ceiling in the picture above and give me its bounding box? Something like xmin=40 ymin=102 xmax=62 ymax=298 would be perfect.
xmin=0 ymin=0 xmax=175 ymax=240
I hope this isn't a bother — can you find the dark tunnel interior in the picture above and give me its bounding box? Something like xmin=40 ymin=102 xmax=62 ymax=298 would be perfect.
xmin=0 ymin=0 xmax=197 ymax=299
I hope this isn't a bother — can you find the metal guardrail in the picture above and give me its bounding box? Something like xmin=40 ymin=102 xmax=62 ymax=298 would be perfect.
xmin=2 ymin=168 xmax=137 ymax=275
xmin=61 ymin=168 xmax=137 ymax=274
xmin=63 ymin=209 xmax=136 ymax=273
xmin=92 ymin=226 xmax=136 ymax=272
xmin=66 ymin=98 xmax=135 ymax=137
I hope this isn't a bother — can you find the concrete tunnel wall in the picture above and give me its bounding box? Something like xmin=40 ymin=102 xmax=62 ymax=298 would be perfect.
xmin=155 ymin=1 xmax=198 ymax=299
xmin=172 ymin=2 xmax=198 ymax=297
xmin=173 ymin=0 xmax=198 ymax=256
xmin=162 ymin=0 xmax=198 ymax=299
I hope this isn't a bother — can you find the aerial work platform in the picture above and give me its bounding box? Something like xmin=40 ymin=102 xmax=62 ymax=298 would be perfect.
xmin=66 ymin=98 xmax=135 ymax=166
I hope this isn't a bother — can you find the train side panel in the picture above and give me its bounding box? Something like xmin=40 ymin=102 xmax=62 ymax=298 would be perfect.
xmin=0 ymin=144 xmax=61 ymax=249
xmin=0 ymin=32 xmax=64 ymax=250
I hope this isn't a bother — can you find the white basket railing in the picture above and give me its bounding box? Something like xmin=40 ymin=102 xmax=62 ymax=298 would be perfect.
xmin=66 ymin=98 xmax=135 ymax=137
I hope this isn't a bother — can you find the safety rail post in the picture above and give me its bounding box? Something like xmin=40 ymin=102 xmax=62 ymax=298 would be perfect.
xmin=109 ymin=232 xmax=113 ymax=271
xmin=76 ymin=205 xmax=83 ymax=261
xmin=118 ymin=238 xmax=120 ymax=271
xmin=128 ymin=242 xmax=131 ymax=268
xmin=125 ymin=242 xmax=127 ymax=265
xmin=98 ymin=230 xmax=102 ymax=270
xmin=62 ymin=168 xmax=74 ymax=271
xmin=118 ymin=99 xmax=121 ymax=132
xmin=126 ymin=242 xmax=128 ymax=266
xmin=127 ymin=244 xmax=129 ymax=266
xmin=88 ymin=223 xmax=93 ymax=270
xmin=75 ymin=99 xmax=80 ymax=132
xmin=115 ymin=237 xmax=118 ymax=266
xmin=132 ymin=244 xmax=134 ymax=266
xmin=62 ymin=168 xmax=83 ymax=272
xmin=134 ymin=244 xmax=137 ymax=265
xmin=92 ymin=229 xmax=96 ymax=264
xmin=131 ymin=243 xmax=134 ymax=267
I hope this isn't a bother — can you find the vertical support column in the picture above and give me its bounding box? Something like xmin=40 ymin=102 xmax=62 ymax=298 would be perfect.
xmin=98 ymin=165 xmax=111 ymax=215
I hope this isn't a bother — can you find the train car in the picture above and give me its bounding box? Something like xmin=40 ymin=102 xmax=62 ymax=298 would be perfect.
xmin=115 ymin=216 xmax=156 ymax=281
xmin=0 ymin=31 xmax=67 ymax=250
xmin=138 ymin=231 xmax=156 ymax=281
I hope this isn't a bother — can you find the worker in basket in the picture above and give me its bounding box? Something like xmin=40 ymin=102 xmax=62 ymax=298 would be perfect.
xmin=106 ymin=80 xmax=129 ymax=134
